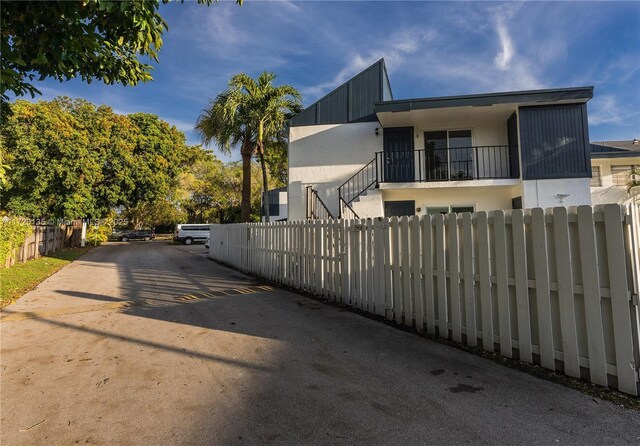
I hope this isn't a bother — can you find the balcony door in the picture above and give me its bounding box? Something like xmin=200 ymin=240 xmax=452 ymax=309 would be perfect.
xmin=424 ymin=130 xmax=473 ymax=180
xmin=383 ymin=127 xmax=414 ymax=182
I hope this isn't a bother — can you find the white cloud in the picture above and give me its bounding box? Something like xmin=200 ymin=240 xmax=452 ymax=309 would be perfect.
xmin=494 ymin=21 xmax=514 ymax=70
xmin=589 ymin=95 xmax=624 ymax=125
xmin=301 ymin=29 xmax=437 ymax=102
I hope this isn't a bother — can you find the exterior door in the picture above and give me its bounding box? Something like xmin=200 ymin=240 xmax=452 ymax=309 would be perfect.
xmin=383 ymin=127 xmax=414 ymax=182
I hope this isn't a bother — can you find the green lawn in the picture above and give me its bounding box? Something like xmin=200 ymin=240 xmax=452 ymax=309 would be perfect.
xmin=1 ymin=247 xmax=93 ymax=307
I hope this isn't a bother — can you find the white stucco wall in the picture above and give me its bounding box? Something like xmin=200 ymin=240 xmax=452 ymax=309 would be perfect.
xmin=591 ymin=157 xmax=640 ymax=205
xmin=521 ymin=178 xmax=592 ymax=209
xmin=288 ymin=122 xmax=381 ymax=220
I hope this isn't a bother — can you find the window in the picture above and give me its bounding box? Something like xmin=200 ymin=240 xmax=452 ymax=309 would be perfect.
xmin=426 ymin=206 xmax=449 ymax=215
xmin=384 ymin=201 xmax=416 ymax=217
xmin=424 ymin=130 xmax=473 ymax=180
xmin=612 ymin=165 xmax=633 ymax=187
xmin=451 ymin=206 xmax=475 ymax=213
xmin=426 ymin=205 xmax=475 ymax=215
xmin=590 ymin=166 xmax=602 ymax=187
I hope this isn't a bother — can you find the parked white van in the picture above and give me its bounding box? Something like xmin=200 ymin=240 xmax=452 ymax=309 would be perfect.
xmin=174 ymin=224 xmax=210 ymax=245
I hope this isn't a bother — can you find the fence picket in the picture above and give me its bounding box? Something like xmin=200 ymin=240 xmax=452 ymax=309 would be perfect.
xmin=410 ymin=216 xmax=423 ymax=331
xmin=435 ymin=214 xmax=448 ymax=338
xmin=383 ymin=218 xmax=393 ymax=321
xmin=494 ymin=210 xmax=512 ymax=357
xmin=391 ymin=217 xmax=402 ymax=324
xmin=366 ymin=219 xmax=374 ymax=311
xmin=532 ymin=208 xmax=555 ymax=370
xmin=477 ymin=212 xmax=493 ymax=351
xmin=448 ymin=213 xmax=462 ymax=342
xmin=401 ymin=216 xmax=412 ymax=326
xmin=422 ymin=215 xmax=436 ymax=335
xmin=603 ymin=204 xmax=638 ymax=395
xmin=374 ymin=218 xmax=386 ymax=316
xmin=511 ymin=210 xmax=532 ymax=363
xmin=461 ymin=213 xmax=476 ymax=346
xmin=553 ymin=207 xmax=580 ymax=378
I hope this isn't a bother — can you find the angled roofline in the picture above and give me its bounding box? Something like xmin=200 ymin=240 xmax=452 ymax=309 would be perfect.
xmin=590 ymin=142 xmax=640 ymax=159
xmin=299 ymin=58 xmax=387 ymax=114
xmin=289 ymin=58 xmax=392 ymax=126
xmin=374 ymin=86 xmax=594 ymax=113
xmin=591 ymin=152 xmax=640 ymax=159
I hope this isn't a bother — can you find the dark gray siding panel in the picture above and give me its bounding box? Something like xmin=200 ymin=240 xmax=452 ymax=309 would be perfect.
xmin=350 ymin=64 xmax=381 ymax=122
xmin=290 ymin=59 xmax=388 ymax=126
xmin=519 ymin=104 xmax=591 ymax=180
xmin=291 ymin=105 xmax=317 ymax=126
xmin=382 ymin=64 xmax=393 ymax=101
xmin=318 ymin=84 xmax=349 ymax=124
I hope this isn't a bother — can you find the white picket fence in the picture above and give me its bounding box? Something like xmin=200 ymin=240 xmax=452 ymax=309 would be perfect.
xmin=209 ymin=204 xmax=640 ymax=396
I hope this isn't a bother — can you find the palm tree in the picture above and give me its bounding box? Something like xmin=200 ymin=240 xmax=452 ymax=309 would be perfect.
xmin=244 ymin=72 xmax=301 ymax=221
xmin=196 ymin=88 xmax=255 ymax=222
xmin=196 ymin=72 xmax=301 ymax=222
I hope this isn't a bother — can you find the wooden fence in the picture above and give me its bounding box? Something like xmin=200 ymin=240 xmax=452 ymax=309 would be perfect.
xmin=4 ymin=223 xmax=80 ymax=267
xmin=209 ymin=204 xmax=640 ymax=396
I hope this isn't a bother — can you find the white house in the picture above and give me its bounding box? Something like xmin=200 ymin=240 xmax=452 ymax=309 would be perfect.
xmin=590 ymin=140 xmax=640 ymax=205
xmin=288 ymin=59 xmax=594 ymax=220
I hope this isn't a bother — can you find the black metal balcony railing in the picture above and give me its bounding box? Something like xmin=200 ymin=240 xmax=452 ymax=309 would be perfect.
xmin=306 ymin=186 xmax=334 ymax=220
xmin=376 ymin=145 xmax=518 ymax=183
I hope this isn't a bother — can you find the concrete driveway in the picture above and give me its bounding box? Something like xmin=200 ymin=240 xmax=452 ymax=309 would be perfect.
xmin=1 ymin=241 xmax=639 ymax=445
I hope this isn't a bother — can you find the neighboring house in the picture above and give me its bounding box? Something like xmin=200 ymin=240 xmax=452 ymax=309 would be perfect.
xmin=261 ymin=187 xmax=288 ymax=222
xmin=287 ymin=59 xmax=594 ymax=220
xmin=590 ymin=139 xmax=640 ymax=205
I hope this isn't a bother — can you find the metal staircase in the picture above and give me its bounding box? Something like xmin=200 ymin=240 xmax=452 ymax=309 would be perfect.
xmin=337 ymin=157 xmax=379 ymax=219
xmin=306 ymin=186 xmax=334 ymax=220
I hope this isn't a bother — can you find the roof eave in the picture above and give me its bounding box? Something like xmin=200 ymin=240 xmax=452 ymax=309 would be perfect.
xmin=374 ymin=86 xmax=594 ymax=114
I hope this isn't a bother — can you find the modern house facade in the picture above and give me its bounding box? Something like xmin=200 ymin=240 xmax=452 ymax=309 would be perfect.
xmin=288 ymin=59 xmax=594 ymax=220
xmin=590 ymin=140 xmax=640 ymax=205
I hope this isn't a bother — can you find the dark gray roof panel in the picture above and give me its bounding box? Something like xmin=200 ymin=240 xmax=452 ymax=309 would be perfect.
xmin=318 ymin=84 xmax=349 ymax=124
xmin=382 ymin=63 xmax=393 ymax=101
xmin=590 ymin=143 xmax=640 ymax=159
xmin=374 ymin=86 xmax=594 ymax=113
xmin=290 ymin=59 xmax=392 ymax=126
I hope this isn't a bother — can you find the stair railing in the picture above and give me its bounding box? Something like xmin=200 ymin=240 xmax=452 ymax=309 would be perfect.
xmin=337 ymin=156 xmax=378 ymax=219
xmin=306 ymin=186 xmax=334 ymax=220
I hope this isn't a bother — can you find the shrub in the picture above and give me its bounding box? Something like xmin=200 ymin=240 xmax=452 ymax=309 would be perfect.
xmin=0 ymin=216 xmax=32 ymax=266
xmin=86 ymin=224 xmax=109 ymax=245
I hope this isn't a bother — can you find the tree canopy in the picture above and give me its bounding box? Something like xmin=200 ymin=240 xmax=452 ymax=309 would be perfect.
xmin=0 ymin=0 xmax=242 ymax=101
xmin=1 ymin=98 xmax=199 ymax=219
xmin=1 ymin=96 xmax=269 ymax=226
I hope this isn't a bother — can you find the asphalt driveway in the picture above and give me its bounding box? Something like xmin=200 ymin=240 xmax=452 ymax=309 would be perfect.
xmin=1 ymin=241 xmax=639 ymax=445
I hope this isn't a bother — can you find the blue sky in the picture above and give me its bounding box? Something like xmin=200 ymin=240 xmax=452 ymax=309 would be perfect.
xmin=26 ymin=0 xmax=640 ymax=162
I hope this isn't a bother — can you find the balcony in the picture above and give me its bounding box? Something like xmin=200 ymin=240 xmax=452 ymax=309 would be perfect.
xmin=376 ymin=145 xmax=519 ymax=183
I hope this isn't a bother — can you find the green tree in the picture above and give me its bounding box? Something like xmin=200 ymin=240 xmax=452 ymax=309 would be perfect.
xmin=1 ymin=97 xmax=198 ymax=220
xmin=195 ymin=87 xmax=255 ymax=222
xmin=0 ymin=0 xmax=242 ymax=101
xmin=195 ymin=72 xmax=300 ymax=222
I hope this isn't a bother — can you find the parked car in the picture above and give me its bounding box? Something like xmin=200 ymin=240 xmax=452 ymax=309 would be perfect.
xmin=174 ymin=224 xmax=210 ymax=245
xmin=119 ymin=230 xmax=155 ymax=242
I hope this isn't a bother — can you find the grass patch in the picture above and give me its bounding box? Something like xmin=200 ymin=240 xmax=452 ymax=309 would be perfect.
xmin=1 ymin=247 xmax=93 ymax=307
